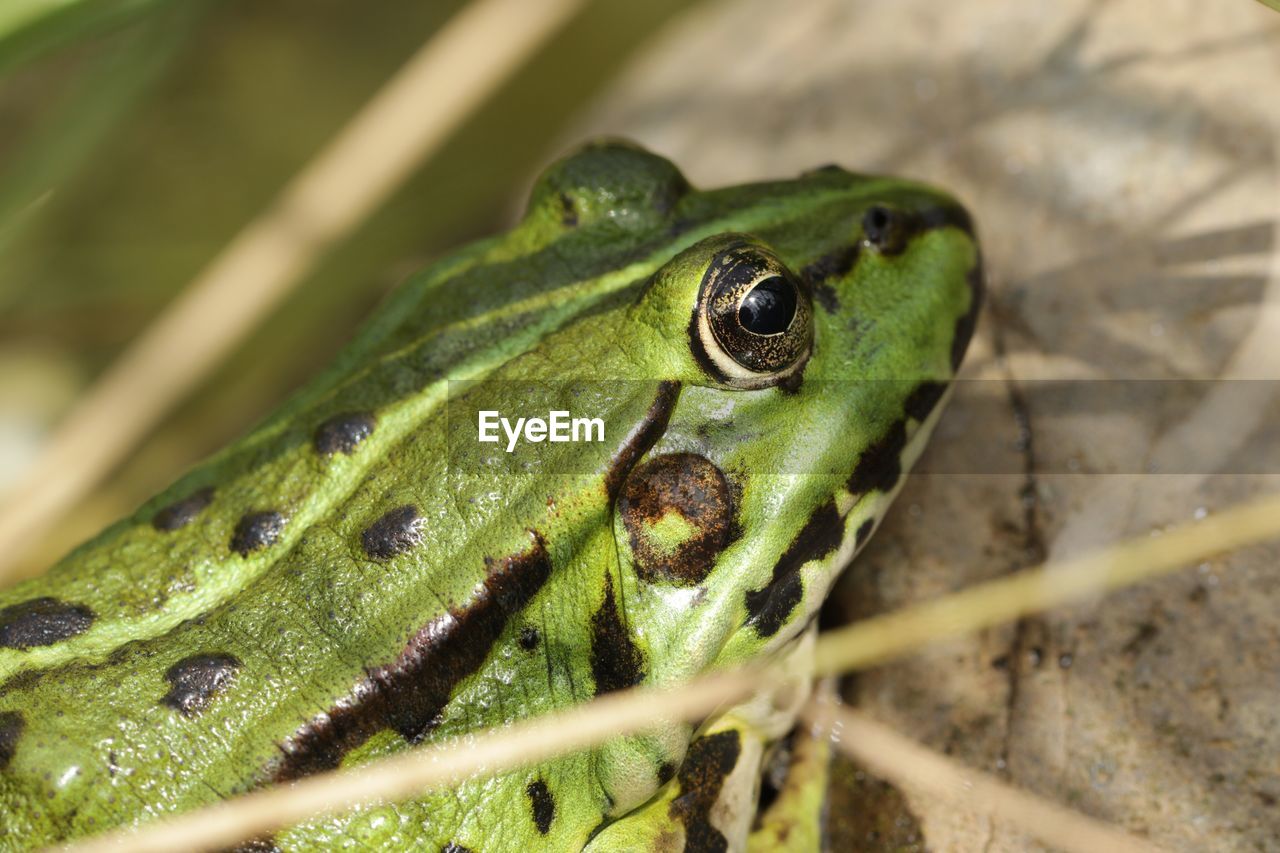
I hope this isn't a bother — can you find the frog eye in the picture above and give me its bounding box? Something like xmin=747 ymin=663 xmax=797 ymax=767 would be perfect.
xmin=692 ymin=242 xmax=813 ymax=388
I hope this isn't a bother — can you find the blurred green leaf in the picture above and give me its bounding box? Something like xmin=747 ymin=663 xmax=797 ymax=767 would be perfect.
xmin=0 ymin=0 xmax=706 ymax=570
xmin=0 ymin=4 xmax=200 ymax=268
xmin=0 ymin=0 xmax=186 ymax=74
xmin=0 ymin=2 xmax=200 ymax=292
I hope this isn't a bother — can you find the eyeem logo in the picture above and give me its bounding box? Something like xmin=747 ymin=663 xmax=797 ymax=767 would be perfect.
xmin=477 ymin=410 xmax=605 ymax=453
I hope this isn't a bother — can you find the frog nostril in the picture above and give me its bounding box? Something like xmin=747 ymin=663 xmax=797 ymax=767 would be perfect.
xmin=862 ymin=205 xmax=907 ymax=253
xmin=865 ymin=206 xmax=891 ymax=233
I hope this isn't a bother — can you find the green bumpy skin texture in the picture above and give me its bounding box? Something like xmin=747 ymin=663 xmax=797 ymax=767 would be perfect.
xmin=0 ymin=141 xmax=981 ymax=851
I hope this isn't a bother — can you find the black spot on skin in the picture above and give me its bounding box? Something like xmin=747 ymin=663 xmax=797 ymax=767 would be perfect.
xmin=618 ymin=453 xmax=736 ymax=586
xmin=0 ymin=711 xmax=24 ymax=769
xmin=846 ymin=420 xmax=907 ymax=498
xmin=526 ymin=778 xmax=555 ymax=835
xmin=0 ymin=598 xmax=96 ymax=650
xmin=518 ymin=626 xmax=540 ymax=651
xmin=904 ymin=381 xmax=949 ymax=422
xmin=441 ymin=844 xmax=474 ymax=853
xmin=271 ymin=532 xmax=553 ymax=781
xmin=866 ymin=202 xmax=975 ymax=257
xmin=745 ymin=501 xmax=843 ymax=638
xmin=313 ymin=412 xmax=376 ymax=456
xmin=800 ymin=245 xmax=859 ymax=313
xmin=657 ymin=761 xmax=677 ymax=785
xmin=558 ymin=192 xmax=578 ymax=227
xmin=162 ymin=653 xmax=240 ymax=717
xmin=589 ymin=573 xmax=645 ymax=696
xmin=951 ymin=256 xmax=985 ymax=371
xmin=604 ymin=381 xmax=681 ymax=500
xmin=152 ymin=486 xmax=215 ymax=531
xmin=854 ymin=519 xmax=875 ymax=550
xmin=230 ymin=511 xmax=285 ymax=556
xmin=919 ymin=202 xmax=976 ymax=239
xmin=361 ymin=504 xmax=423 ymax=560
xmin=669 ymin=730 xmax=742 ymax=853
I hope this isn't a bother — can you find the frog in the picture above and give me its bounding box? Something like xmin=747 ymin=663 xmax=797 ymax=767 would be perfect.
xmin=0 ymin=140 xmax=981 ymax=851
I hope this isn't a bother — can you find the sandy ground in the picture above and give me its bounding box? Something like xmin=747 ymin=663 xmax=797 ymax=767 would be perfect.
xmin=573 ymin=1 xmax=1280 ymax=849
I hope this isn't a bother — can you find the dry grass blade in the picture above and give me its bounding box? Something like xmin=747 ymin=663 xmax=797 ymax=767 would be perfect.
xmin=807 ymin=698 xmax=1166 ymax=853
xmin=57 ymin=490 xmax=1280 ymax=852
xmin=813 ymin=490 xmax=1280 ymax=677
xmin=0 ymin=0 xmax=588 ymax=582
xmin=59 ymin=670 xmax=761 ymax=853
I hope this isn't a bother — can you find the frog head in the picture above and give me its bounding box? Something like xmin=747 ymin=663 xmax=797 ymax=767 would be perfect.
xmin=559 ymin=143 xmax=983 ymax=678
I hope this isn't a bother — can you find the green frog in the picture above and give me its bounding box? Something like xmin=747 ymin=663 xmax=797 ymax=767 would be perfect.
xmin=0 ymin=141 xmax=980 ymax=851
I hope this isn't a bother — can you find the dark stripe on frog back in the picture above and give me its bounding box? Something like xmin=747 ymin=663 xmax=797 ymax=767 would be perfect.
xmin=269 ymin=532 xmax=552 ymax=781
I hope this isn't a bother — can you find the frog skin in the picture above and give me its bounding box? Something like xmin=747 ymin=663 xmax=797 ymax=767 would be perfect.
xmin=0 ymin=141 xmax=981 ymax=851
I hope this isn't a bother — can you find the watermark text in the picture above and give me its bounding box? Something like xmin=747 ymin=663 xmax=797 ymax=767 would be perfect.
xmin=477 ymin=410 xmax=605 ymax=453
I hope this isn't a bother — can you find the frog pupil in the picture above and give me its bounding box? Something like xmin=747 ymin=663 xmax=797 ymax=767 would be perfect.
xmin=738 ymin=276 xmax=796 ymax=335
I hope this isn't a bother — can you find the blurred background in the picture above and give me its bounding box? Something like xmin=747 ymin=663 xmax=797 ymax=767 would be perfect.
xmin=0 ymin=0 xmax=700 ymax=568
xmin=2 ymin=1 xmax=1279 ymax=849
